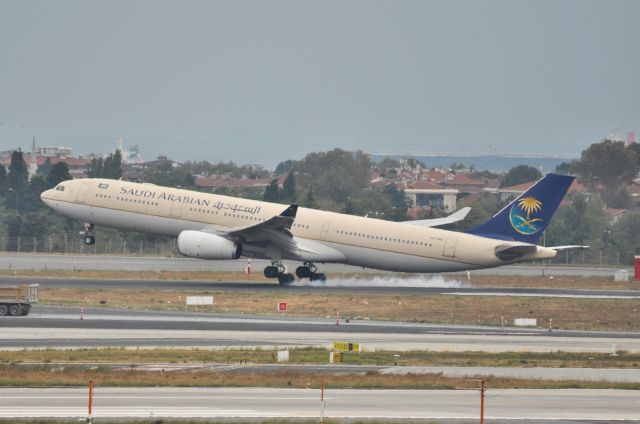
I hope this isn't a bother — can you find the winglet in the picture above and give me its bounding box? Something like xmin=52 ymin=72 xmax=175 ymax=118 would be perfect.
xmin=404 ymin=207 xmax=471 ymax=227
xmin=279 ymin=204 xmax=299 ymax=218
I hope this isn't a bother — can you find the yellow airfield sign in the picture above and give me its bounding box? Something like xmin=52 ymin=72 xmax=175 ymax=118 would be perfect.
xmin=332 ymin=341 xmax=360 ymax=352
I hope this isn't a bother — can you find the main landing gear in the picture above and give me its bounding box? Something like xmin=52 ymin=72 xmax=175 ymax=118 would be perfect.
xmin=263 ymin=262 xmax=327 ymax=285
xmin=295 ymin=262 xmax=327 ymax=282
xmin=80 ymin=223 xmax=95 ymax=245
xmin=263 ymin=262 xmax=295 ymax=285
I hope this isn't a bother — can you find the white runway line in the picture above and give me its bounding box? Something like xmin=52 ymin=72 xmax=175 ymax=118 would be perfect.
xmin=445 ymin=291 xmax=640 ymax=299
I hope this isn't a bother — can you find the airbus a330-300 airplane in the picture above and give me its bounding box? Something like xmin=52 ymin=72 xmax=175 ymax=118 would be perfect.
xmin=41 ymin=173 xmax=579 ymax=284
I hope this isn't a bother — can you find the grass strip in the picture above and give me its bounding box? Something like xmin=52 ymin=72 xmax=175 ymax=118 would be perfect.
xmin=0 ymin=367 xmax=638 ymax=390
xmin=2 ymin=348 xmax=640 ymax=369
xmin=40 ymin=287 xmax=640 ymax=331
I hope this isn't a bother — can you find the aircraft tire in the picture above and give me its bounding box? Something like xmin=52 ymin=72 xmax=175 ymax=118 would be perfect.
xmin=295 ymin=266 xmax=311 ymax=278
xmin=0 ymin=304 xmax=8 ymax=316
xmin=264 ymin=266 xmax=279 ymax=278
xmin=278 ymin=273 xmax=295 ymax=285
xmin=83 ymin=235 xmax=95 ymax=245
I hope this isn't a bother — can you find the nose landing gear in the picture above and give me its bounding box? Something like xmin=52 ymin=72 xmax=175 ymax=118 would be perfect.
xmin=80 ymin=223 xmax=96 ymax=245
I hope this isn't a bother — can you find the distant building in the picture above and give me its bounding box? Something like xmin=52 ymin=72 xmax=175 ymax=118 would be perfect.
xmin=399 ymin=180 xmax=458 ymax=212
xmin=627 ymin=131 xmax=637 ymax=146
xmin=605 ymin=208 xmax=629 ymax=224
xmin=34 ymin=146 xmax=74 ymax=157
xmin=0 ymin=144 xmax=90 ymax=179
xmin=497 ymin=179 xmax=589 ymax=200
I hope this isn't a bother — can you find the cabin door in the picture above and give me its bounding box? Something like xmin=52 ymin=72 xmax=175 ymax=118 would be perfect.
xmin=443 ymin=238 xmax=457 ymax=257
xmin=75 ymin=182 xmax=90 ymax=204
xmin=169 ymin=201 xmax=183 ymax=218
xmin=320 ymin=222 xmax=330 ymax=240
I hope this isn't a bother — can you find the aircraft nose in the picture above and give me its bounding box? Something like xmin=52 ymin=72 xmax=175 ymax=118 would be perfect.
xmin=40 ymin=189 xmax=54 ymax=205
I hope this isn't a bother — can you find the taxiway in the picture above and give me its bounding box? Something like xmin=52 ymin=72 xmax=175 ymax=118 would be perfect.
xmin=1 ymin=305 xmax=639 ymax=352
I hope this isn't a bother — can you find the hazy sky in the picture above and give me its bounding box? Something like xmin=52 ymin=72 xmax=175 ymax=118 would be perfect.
xmin=1 ymin=0 xmax=639 ymax=167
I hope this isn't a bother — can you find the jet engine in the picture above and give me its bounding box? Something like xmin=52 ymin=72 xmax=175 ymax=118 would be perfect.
xmin=177 ymin=231 xmax=242 ymax=260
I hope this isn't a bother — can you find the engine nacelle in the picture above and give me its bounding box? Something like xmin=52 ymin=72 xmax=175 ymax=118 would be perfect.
xmin=177 ymin=231 xmax=242 ymax=260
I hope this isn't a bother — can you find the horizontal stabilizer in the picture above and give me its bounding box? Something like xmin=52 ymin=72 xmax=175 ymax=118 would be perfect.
xmin=404 ymin=207 xmax=471 ymax=227
xmin=495 ymin=244 xmax=538 ymax=261
xmin=549 ymin=245 xmax=590 ymax=251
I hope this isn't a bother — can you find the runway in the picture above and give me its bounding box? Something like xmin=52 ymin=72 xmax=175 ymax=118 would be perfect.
xmin=0 ymin=252 xmax=631 ymax=278
xmin=1 ymin=387 xmax=638 ymax=421
xmin=1 ymin=305 xmax=639 ymax=352
xmin=2 ymin=275 xmax=639 ymax=298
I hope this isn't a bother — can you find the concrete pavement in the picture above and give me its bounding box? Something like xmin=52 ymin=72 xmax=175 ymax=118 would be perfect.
xmin=0 ymin=387 xmax=637 ymax=420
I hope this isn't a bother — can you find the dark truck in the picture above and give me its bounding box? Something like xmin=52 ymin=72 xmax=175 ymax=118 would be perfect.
xmin=0 ymin=284 xmax=39 ymax=316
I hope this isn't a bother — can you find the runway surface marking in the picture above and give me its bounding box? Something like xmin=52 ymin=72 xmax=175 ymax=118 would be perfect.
xmin=445 ymin=291 xmax=640 ymax=299
xmin=2 ymin=326 xmax=639 ymax=352
xmin=0 ymin=387 xmax=637 ymax=420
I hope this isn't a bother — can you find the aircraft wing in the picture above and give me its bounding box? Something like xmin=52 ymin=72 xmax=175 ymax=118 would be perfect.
xmin=403 ymin=207 xmax=471 ymax=227
xmin=202 ymin=204 xmax=300 ymax=254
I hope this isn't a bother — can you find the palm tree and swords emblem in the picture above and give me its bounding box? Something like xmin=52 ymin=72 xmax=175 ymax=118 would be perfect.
xmin=509 ymin=196 xmax=544 ymax=235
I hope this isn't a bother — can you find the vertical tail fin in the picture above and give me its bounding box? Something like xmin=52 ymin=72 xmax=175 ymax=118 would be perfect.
xmin=466 ymin=173 xmax=574 ymax=244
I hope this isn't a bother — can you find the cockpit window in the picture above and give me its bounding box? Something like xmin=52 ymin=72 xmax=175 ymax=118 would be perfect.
xmin=55 ymin=185 xmax=65 ymax=192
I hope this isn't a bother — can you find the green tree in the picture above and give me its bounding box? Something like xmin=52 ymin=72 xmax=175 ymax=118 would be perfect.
xmin=87 ymin=157 xmax=104 ymax=178
xmin=0 ymin=165 xmax=6 ymax=197
xmin=0 ymin=199 xmax=8 ymax=239
xmin=282 ymin=172 xmax=297 ymax=203
xmin=554 ymin=161 xmax=574 ymax=175
xmin=88 ymin=150 xmax=123 ymax=179
xmin=472 ymin=170 xmax=500 ymax=180
xmin=46 ymin=162 xmax=72 ymax=189
xmin=611 ymin=212 xmax=640 ymax=264
xmin=377 ymin=157 xmax=401 ymax=169
xmin=183 ymin=161 xmax=270 ymax=179
xmin=405 ymin=157 xmax=426 ymax=169
xmin=103 ymin=149 xmax=123 ymax=179
xmin=295 ymin=149 xmax=372 ymax=204
xmin=545 ymin=193 xmax=607 ymax=253
xmin=456 ymin=194 xmax=509 ymax=231
xmin=274 ymin=160 xmax=295 ymax=176
xmin=342 ymin=184 xmax=409 ymax=221
xmin=380 ymin=184 xmax=410 ymax=221
xmin=601 ymin=186 xmax=632 ymax=209
xmin=143 ymin=159 xmax=194 ymax=188
xmin=263 ymin=178 xmax=282 ymax=203
xmin=301 ymin=187 xmax=318 ymax=209
xmin=500 ymin=165 xmax=542 ymax=188
xmin=37 ymin=157 xmax=53 ymax=176
xmin=573 ymin=140 xmax=639 ymax=188
xmin=7 ymin=150 xmax=29 ymax=192
xmin=6 ymin=150 xmax=29 ymax=210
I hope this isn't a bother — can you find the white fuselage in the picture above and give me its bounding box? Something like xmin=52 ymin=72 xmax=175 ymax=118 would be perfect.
xmin=40 ymin=179 xmax=557 ymax=273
